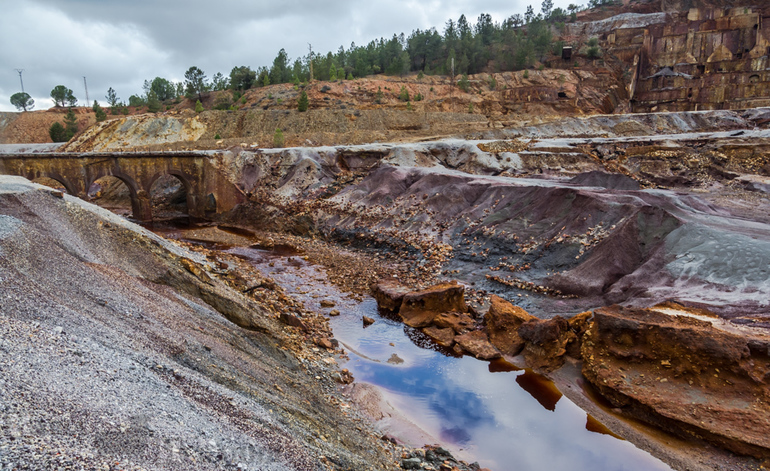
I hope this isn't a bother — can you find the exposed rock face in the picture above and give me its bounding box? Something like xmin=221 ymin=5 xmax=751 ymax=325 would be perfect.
xmin=397 ymin=281 xmax=468 ymax=328
xmin=518 ymin=316 xmax=574 ymax=372
xmin=582 ymin=304 xmax=770 ymax=458
xmin=630 ymin=6 xmax=770 ymax=112
xmin=453 ymin=331 xmax=502 ymax=360
xmin=422 ymin=326 xmax=456 ymax=348
xmin=371 ymin=279 xmax=411 ymax=312
xmin=483 ymin=295 xmax=537 ymax=356
xmin=433 ymin=311 xmax=476 ymax=334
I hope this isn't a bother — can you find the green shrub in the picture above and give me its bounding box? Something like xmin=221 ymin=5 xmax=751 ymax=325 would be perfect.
xmin=195 ymin=100 xmax=204 ymax=113
xmin=214 ymin=133 xmax=221 ymax=140
xmin=458 ymin=74 xmax=470 ymax=92
xmin=298 ymin=90 xmax=309 ymax=112
xmin=414 ymin=92 xmax=423 ymax=101
xmin=398 ymin=86 xmax=410 ymax=101
xmin=273 ymin=128 xmax=284 ymax=148
xmin=213 ymin=96 xmax=232 ymax=110
xmin=49 ymin=122 xmax=67 ymax=142
xmin=92 ymin=101 xmax=107 ymax=122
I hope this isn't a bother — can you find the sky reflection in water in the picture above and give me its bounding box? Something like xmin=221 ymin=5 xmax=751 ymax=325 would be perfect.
xmin=229 ymin=246 xmax=672 ymax=471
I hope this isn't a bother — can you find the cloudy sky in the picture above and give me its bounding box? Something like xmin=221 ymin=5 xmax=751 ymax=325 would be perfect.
xmin=1 ymin=0 xmax=576 ymax=112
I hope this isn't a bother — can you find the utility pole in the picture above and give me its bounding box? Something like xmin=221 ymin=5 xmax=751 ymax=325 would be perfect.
xmin=83 ymin=76 xmax=89 ymax=105
xmin=15 ymin=69 xmax=25 ymax=93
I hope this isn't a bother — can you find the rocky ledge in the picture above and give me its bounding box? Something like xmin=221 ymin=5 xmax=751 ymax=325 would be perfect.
xmin=372 ymin=279 xmax=770 ymax=461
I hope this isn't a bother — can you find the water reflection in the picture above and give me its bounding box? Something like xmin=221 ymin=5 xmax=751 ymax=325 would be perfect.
xmin=515 ymin=370 xmax=562 ymax=412
xmin=145 ymin=230 xmax=672 ymax=471
xmin=240 ymin=247 xmax=672 ymax=471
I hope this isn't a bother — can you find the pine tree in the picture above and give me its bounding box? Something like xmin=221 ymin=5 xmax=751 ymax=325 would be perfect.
xmin=92 ymin=101 xmax=107 ymax=122
xmin=63 ymin=108 xmax=78 ymax=140
xmin=297 ymin=90 xmax=309 ymax=112
xmin=49 ymin=122 xmax=67 ymax=142
xmin=195 ymin=100 xmax=204 ymax=113
xmin=147 ymin=92 xmax=161 ymax=113
xmin=10 ymin=92 xmax=34 ymax=112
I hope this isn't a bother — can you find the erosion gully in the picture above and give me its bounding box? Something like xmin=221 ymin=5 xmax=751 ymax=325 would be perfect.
xmin=149 ymin=220 xmax=671 ymax=471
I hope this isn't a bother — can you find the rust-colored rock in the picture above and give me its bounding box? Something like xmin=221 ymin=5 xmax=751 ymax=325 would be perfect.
xmin=582 ymin=304 xmax=770 ymax=459
xmin=371 ymin=279 xmax=411 ymax=312
xmin=566 ymin=311 xmax=593 ymax=359
xmin=454 ymin=331 xmax=501 ymax=360
xmin=483 ymin=295 xmax=537 ymax=356
xmin=180 ymin=257 xmax=213 ymax=285
xmin=518 ymin=316 xmax=574 ymax=372
xmin=279 ymin=312 xmax=308 ymax=332
xmin=315 ymin=337 xmax=335 ymax=350
xmin=433 ymin=311 xmax=476 ymax=334
xmin=398 ymin=281 xmax=468 ymax=328
xmin=422 ymin=326 xmax=456 ymax=348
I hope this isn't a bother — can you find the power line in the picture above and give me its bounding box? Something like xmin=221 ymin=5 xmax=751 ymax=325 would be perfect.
xmin=14 ymin=69 xmax=25 ymax=93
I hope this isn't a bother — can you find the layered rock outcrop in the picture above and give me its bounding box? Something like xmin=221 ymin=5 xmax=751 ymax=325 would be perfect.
xmin=582 ymin=303 xmax=770 ymax=458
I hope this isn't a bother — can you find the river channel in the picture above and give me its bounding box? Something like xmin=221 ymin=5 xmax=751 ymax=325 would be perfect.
xmin=152 ymin=222 xmax=672 ymax=471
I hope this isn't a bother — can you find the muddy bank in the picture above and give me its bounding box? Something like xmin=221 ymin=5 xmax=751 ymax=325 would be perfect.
xmin=0 ymin=176 xmax=403 ymax=470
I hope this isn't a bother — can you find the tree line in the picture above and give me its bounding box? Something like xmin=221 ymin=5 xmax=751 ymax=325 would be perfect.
xmin=15 ymin=0 xmax=617 ymax=131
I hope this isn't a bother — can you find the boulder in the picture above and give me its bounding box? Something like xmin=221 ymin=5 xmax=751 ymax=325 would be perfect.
xmin=483 ymin=295 xmax=537 ymax=356
xmin=518 ymin=316 xmax=573 ymax=372
xmin=279 ymin=312 xmax=308 ymax=332
xmin=454 ymin=331 xmax=501 ymax=360
xmin=422 ymin=326 xmax=456 ymax=348
xmin=398 ymin=281 xmax=468 ymax=328
xmin=372 ymin=279 xmax=412 ymax=312
xmin=433 ymin=311 xmax=476 ymax=334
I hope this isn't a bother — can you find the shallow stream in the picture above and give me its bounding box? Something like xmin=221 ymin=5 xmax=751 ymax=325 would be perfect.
xmin=154 ymin=223 xmax=672 ymax=471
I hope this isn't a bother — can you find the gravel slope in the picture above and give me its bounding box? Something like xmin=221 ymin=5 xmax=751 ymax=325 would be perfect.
xmin=0 ymin=176 xmax=396 ymax=471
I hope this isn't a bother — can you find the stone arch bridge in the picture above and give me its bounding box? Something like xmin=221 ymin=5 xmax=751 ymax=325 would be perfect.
xmin=0 ymin=151 xmax=244 ymax=221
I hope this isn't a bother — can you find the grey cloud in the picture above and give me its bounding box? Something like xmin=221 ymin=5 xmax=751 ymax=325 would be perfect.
xmin=2 ymin=0 xmax=572 ymax=112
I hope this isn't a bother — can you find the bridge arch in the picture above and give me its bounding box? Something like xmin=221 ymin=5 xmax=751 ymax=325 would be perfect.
xmin=31 ymin=172 xmax=77 ymax=195
xmin=148 ymin=171 xmax=195 ymax=220
xmin=87 ymin=171 xmax=150 ymax=221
